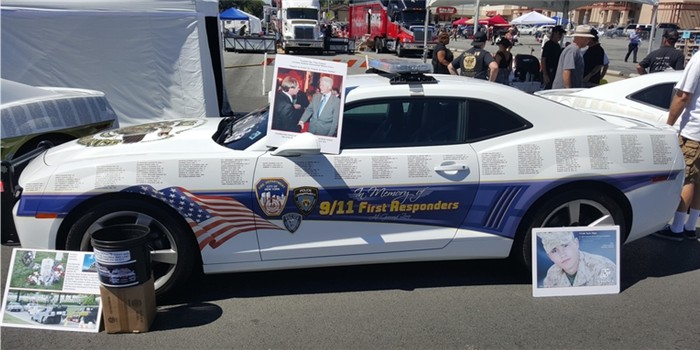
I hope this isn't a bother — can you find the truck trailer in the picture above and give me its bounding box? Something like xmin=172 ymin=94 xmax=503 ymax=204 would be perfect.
xmin=275 ymin=0 xmax=324 ymax=54
xmin=349 ymin=0 xmax=436 ymax=57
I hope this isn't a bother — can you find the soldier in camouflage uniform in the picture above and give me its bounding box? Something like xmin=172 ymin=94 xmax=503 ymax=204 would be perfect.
xmin=537 ymin=231 xmax=617 ymax=288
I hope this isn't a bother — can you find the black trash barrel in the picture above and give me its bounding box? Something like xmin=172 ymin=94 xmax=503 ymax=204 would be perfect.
xmin=90 ymin=224 xmax=151 ymax=288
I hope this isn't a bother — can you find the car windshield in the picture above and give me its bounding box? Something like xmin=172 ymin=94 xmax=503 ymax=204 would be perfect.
xmin=214 ymin=107 xmax=269 ymax=150
xmin=287 ymin=8 xmax=318 ymax=20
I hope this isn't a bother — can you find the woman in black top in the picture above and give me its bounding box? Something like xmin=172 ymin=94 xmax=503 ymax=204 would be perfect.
xmin=494 ymin=38 xmax=513 ymax=85
xmin=432 ymin=32 xmax=453 ymax=74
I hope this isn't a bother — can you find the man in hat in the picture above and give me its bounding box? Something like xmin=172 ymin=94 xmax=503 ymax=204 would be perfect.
xmin=552 ymin=25 xmax=595 ymax=89
xmin=541 ymin=25 xmax=565 ymax=90
xmin=537 ymin=231 xmax=617 ymax=288
xmin=448 ymin=30 xmax=498 ymax=81
xmin=637 ymin=29 xmax=685 ymax=75
xmin=583 ymin=28 xmax=606 ymax=87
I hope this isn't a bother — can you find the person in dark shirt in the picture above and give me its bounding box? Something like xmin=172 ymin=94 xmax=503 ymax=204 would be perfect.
xmin=448 ymin=31 xmax=497 ymax=81
xmin=432 ymin=32 xmax=454 ymax=74
xmin=541 ymin=25 xmax=565 ymax=90
xmin=583 ymin=28 xmax=605 ymax=87
xmin=637 ymin=29 xmax=685 ymax=74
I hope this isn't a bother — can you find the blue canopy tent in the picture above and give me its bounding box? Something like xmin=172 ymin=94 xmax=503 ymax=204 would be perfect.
xmin=220 ymin=7 xmax=248 ymax=21
xmin=551 ymin=16 xmax=571 ymax=25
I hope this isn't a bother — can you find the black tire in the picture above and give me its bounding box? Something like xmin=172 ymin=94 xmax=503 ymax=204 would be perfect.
xmin=512 ymin=189 xmax=625 ymax=271
xmin=65 ymin=199 xmax=199 ymax=297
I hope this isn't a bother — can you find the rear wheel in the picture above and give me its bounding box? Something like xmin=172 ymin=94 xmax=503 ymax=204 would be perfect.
xmin=65 ymin=199 xmax=199 ymax=297
xmin=512 ymin=188 xmax=625 ymax=271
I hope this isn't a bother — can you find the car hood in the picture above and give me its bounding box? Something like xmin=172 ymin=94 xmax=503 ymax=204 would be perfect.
xmin=43 ymin=118 xmax=224 ymax=165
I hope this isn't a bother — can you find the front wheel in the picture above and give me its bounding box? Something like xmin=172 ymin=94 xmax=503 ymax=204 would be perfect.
xmin=65 ymin=199 xmax=199 ymax=297
xmin=512 ymin=189 xmax=626 ymax=271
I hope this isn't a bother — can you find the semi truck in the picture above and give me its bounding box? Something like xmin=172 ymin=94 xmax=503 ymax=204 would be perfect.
xmin=349 ymin=0 xmax=436 ymax=57
xmin=275 ymin=0 xmax=324 ymax=54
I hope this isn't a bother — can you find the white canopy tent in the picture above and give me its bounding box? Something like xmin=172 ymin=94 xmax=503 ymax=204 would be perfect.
xmin=1 ymin=0 xmax=230 ymax=126
xmin=510 ymin=11 xmax=555 ymax=25
xmin=428 ymin=1 xmax=661 ymax=53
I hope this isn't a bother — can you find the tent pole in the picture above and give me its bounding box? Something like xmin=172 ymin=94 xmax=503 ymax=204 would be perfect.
xmin=474 ymin=0 xmax=480 ymax=34
xmin=423 ymin=3 xmax=430 ymax=63
xmin=648 ymin=3 xmax=659 ymax=54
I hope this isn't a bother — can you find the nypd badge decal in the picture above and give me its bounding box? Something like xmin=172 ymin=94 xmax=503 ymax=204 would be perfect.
xmin=294 ymin=186 xmax=319 ymax=216
xmin=255 ymin=178 xmax=289 ymax=217
xmin=282 ymin=213 xmax=303 ymax=233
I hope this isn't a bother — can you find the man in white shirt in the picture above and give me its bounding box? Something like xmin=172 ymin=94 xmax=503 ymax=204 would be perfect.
xmin=654 ymin=51 xmax=700 ymax=241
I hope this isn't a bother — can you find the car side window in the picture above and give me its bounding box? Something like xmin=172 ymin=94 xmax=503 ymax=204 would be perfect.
xmin=628 ymin=82 xmax=676 ymax=110
xmin=465 ymin=99 xmax=530 ymax=142
xmin=341 ymin=98 xmax=464 ymax=149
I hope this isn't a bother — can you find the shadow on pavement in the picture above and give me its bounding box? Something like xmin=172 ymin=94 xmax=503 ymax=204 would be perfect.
xmin=159 ymin=235 xmax=700 ymax=305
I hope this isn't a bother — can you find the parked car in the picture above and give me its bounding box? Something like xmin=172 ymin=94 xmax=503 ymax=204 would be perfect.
xmin=657 ymin=22 xmax=680 ymax=32
xmin=1 ymin=79 xmax=118 ymax=244
xmin=535 ymin=24 xmax=556 ymax=34
xmin=624 ymin=23 xmax=652 ymax=39
xmin=12 ymin=59 xmax=684 ymax=297
xmin=535 ymin=71 xmax=681 ymax=128
xmin=6 ymin=302 xmax=23 ymax=312
xmin=517 ymin=24 xmax=537 ymax=35
xmin=24 ymin=302 xmax=42 ymax=316
xmin=31 ymin=305 xmax=68 ymax=324
xmin=604 ymin=26 xmax=626 ymax=38
xmin=68 ymin=306 xmax=99 ymax=323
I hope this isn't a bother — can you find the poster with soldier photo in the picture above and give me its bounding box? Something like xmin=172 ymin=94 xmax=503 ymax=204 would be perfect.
xmin=532 ymin=226 xmax=620 ymax=297
xmin=1 ymin=249 xmax=102 ymax=332
xmin=267 ymin=54 xmax=347 ymax=154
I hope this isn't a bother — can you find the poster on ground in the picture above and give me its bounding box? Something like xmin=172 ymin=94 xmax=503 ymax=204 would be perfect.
xmin=532 ymin=226 xmax=620 ymax=297
xmin=267 ymin=54 xmax=347 ymax=154
xmin=1 ymin=249 xmax=102 ymax=332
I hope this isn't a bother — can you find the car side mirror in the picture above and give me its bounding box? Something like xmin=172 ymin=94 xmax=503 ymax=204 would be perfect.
xmin=271 ymin=132 xmax=321 ymax=157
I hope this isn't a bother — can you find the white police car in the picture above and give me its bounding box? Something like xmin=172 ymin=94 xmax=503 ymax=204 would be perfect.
xmin=12 ymin=59 xmax=684 ymax=296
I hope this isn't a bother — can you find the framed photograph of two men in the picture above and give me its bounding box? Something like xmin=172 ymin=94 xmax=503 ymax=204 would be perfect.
xmin=532 ymin=226 xmax=620 ymax=297
xmin=267 ymin=54 xmax=347 ymax=155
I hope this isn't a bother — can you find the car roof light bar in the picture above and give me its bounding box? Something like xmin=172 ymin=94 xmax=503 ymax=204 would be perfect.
xmin=367 ymin=58 xmax=437 ymax=85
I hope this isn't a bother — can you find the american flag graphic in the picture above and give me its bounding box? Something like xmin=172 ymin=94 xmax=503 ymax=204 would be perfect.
xmin=123 ymin=185 xmax=282 ymax=250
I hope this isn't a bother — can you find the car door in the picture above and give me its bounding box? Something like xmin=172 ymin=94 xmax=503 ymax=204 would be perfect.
xmin=253 ymin=97 xmax=480 ymax=260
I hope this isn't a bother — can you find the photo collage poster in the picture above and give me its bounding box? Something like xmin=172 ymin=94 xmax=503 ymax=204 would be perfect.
xmin=1 ymin=249 xmax=102 ymax=333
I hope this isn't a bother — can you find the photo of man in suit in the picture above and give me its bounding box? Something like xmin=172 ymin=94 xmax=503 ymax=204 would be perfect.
xmin=271 ymin=76 xmax=303 ymax=132
xmin=298 ymin=76 xmax=340 ymax=137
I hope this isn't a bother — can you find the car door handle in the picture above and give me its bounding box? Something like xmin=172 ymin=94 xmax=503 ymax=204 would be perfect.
xmin=434 ymin=164 xmax=469 ymax=172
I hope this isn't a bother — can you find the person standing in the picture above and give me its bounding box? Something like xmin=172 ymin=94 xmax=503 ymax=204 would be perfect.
xmin=541 ymin=25 xmax=565 ymax=90
xmin=583 ymin=28 xmax=606 ymax=87
xmin=272 ymin=76 xmax=302 ymax=132
xmin=653 ymin=51 xmax=700 ymax=241
xmin=552 ymin=25 xmax=594 ymax=89
xmin=493 ymin=38 xmax=513 ymax=85
xmin=625 ymin=26 xmax=642 ymax=63
xmin=448 ymin=31 xmax=498 ymax=81
xmin=636 ymin=29 xmax=685 ymax=75
xmin=298 ymin=76 xmax=340 ymax=137
xmin=432 ymin=32 xmax=453 ymax=74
